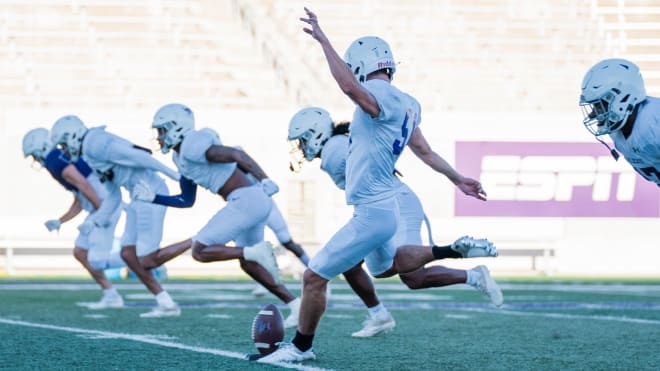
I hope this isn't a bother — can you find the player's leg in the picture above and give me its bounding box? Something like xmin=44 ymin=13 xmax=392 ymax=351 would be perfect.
xmin=342 ymin=263 xmax=395 ymax=337
xmin=397 ymin=264 xmax=501 ymax=306
xmin=140 ymin=238 xmax=192 ymax=269
xmin=72 ymin=230 xmax=112 ymax=290
xmin=73 ymin=247 xmax=112 ymax=289
xmin=267 ymin=201 xmax=310 ymax=264
xmin=260 ymin=199 xmax=398 ymax=363
xmin=237 ymin=202 xmax=302 ymax=328
xmin=121 ymin=200 xmax=179 ymax=317
xmin=82 ymin=210 xmax=125 ymax=309
xmin=192 ymin=185 xmax=279 ymax=279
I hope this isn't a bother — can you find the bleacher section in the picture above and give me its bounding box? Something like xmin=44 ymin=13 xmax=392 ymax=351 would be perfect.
xmin=591 ymin=0 xmax=660 ymax=94
xmin=239 ymin=0 xmax=606 ymax=113
xmin=0 ymin=0 xmax=291 ymax=110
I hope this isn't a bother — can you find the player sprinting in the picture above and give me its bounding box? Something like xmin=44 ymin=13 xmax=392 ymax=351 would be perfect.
xmin=50 ymin=116 xmax=192 ymax=318
xmin=132 ymin=103 xmax=302 ymax=327
xmin=22 ymin=128 xmax=125 ymax=309
xmin=580 ymin=58 xmax=660 ymax=185
xmin=285 ymin=107 xmax=502 ymax=337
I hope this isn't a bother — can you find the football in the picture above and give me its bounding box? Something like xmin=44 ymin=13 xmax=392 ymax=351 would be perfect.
xmin=251 ymin=303 xmax=285 ymax=355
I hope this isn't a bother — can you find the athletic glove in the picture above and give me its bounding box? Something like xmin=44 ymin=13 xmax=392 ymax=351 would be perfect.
xmin=260 ymin=178 xmax=279 ymax=196
xmin=44 ymin=219 xmax=61 ymax=232
xmin=132 ymin=180 xmax=156 ymax=202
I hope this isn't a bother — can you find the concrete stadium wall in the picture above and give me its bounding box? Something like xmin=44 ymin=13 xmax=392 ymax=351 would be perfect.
xmin=2 ymin=108 xmax=658 ymax=277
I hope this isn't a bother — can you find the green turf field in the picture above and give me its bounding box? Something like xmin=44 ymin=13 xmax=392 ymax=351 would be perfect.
xmin=1 ymin=278 xmax=660 ymax=370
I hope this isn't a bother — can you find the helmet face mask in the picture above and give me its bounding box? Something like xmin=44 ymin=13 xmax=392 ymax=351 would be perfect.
xmin=580 ymin=58 xmax=646 ymax=136
xmin=287 ymin=107 xmax=334 ymax=171
xmin=152 ymin=103 xmax=195 ymax=154
xmin=50 ymin=115 xmax=87 ymax=162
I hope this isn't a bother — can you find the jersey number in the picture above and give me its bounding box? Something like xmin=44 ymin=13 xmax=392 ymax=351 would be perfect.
xmin=392 ymin=113 xmax=410 ymax=155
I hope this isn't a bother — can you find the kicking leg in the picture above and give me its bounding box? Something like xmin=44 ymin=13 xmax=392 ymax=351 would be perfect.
xmin=140 ymin=238 xmax=192 ymax=269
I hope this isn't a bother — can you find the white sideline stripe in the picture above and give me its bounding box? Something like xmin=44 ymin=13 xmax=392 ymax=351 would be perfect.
xmin=0 ymin=317 xmax=331 ymax=371
xmin=461 ymin=308 xmax=660 ymax=325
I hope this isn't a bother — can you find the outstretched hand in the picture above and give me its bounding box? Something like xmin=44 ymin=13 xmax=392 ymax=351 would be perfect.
xmin=456 ymin=177 xmax=487 ymax=201
xmin=300 ymin=7 xmax=328 ymax=43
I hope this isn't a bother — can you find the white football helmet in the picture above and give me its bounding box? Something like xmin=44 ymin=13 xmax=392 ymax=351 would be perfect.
xmin=580 ymin=58 xmax=646 ymax=136
xmin=288 ymin=107 xmax=334 ymax=171
xmin=50 ymin=115 xmax=88 ymax=161
xmin=152 ymin=103 xmax=195 ymax=154
xmin=343 ymin=36 xmax=396 ymax=84
xmin=22 ymin=128 xmax=52 ymax=165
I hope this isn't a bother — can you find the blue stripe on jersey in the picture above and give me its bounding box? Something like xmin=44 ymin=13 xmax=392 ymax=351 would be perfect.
xmin=44 ymin=148 xmax=93 ymax=191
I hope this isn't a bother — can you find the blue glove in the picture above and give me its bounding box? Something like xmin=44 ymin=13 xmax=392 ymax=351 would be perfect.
xmin=45 ymin=219 xmax=61 ymax=232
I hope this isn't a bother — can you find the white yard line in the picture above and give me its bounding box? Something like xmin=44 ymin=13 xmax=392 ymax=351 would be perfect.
xmin=460 ymin=307 xmax=660 ymax=325
xmin=0 ymin=317 xmax=331 ymax=371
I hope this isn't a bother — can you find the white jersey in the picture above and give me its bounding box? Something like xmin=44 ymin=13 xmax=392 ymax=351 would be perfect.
xmin=345 ymin=79 xmax=421 ymax=205
xmin=82 ymin=126 xmax=170 ymax=191
xmin=609 ymin=96 xmax=660 ymax=185
xmin=320 ymin=135 xmax=350 ymax=190
xmin=321 ymin=132 xmax=417 ymax=200
xmin=173 ymin=128 xmax=237 ymax=193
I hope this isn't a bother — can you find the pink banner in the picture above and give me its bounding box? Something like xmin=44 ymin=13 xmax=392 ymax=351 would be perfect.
xmin=455 ymin=141 xmax=660 ymax=217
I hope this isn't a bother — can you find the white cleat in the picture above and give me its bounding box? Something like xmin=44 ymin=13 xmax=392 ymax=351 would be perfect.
xmin=243 ymin=241 xmax=281 ymax=283
xmin=140 ymin=304 xmax=181 ymax=318
xmin=257 ymin=342 xmax=316 ymax=363
xmin=451 ymin=236 xmax=498 ymax=258
xmin=251 ymin=284 xmax=269 ymax=298
xmin=283 ymin=299 xmax=301 ymax=329
xmin=351 ymin=313 xmax=396 ymax=338
xmin=86 ymin=295 xmax=125 ymax=310
xmin=473 ymin=265 xmax=503 ymax=307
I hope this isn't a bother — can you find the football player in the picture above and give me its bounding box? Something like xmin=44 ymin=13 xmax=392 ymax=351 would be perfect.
xmin=50 ymin=116 xmax=191 ymax=318
xmin=132 ymin=103 xmax=302 ymax=328
xmin=260 ymin=8 xmax=499 ymax=363
xmin=285 ymin=107 xmax=504 ymax=336
xmin=580 ymin=58 xmax=660 ymax=185
xmin=22 ymin=128 xmax=124 ymax=309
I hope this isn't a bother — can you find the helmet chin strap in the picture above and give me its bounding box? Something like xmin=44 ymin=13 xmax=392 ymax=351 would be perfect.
xmin=595 ymin=136 xmax=620 ymax=161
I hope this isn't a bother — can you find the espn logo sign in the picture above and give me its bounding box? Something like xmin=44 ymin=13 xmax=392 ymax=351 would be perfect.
xmin=455 ymin=142 xmax=659 ymax=217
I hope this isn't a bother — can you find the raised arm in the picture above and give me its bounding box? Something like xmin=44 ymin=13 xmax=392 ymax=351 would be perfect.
xmin=408 ymin=127 xmax=487 ymax=201
xmin=300 ymin=7 xmax=380 ymax=117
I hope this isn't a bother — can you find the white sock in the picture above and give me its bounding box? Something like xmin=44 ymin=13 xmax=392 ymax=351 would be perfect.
xmin=466 ymin=269 xmax=481 ymax=287
xmin=368 ymin=303 xmax=389 ymax=319
xmin=156 ymin=291 xmax=175 ymax=307
xmin=287 ymin=297 xmax=301 ymax=311
xmin=103 ymin=287 xmax=119 ymax=298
